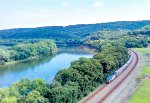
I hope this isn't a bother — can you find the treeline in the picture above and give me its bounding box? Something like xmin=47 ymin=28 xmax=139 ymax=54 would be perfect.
xmin=0 ymin=21 xmax=149 ymax=102
xmin=1 ymin=24 xmax=150 ymax=48
xmin=129 ymin=25 xmax=150 ymax=36
xmin=0 ymin=40 xmax=57 ymax=65
xmin=84 ymin=29 xmax=150 ymax=50
xmin=0 ymin=46 xmax=129 ymax=103
xmin=0 ymin=39 xmax=40 ymax=46
xmin=0 ymin=21 xmax=150 ymax=45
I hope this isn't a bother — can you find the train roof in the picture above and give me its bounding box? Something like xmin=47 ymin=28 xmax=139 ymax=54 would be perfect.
xmin=106 ymin=73 xmax=116 ymax=80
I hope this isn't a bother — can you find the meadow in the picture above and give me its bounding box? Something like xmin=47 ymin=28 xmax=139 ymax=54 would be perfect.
xmin=129 ymin=48 xmax=150 ymax=103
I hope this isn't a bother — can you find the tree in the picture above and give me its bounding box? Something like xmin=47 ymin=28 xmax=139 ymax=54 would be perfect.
xmin=11 ymin=79 xmax=32 ymax=96
xmin=32 ymin=78 xmax=48 ymax=96
xmin=24 ymin=91 xmax=48 ymax=103
xmin=0 ymin=88 xmax=18 ymax=103
xmin=0 ymin=49 xmax=10 ymax=64
xmin=55 ymin=68 xmax=82 ymax=86
xmin=1 ymin=96 xmax=17 ymax=103
xmin=0 ymin=40 xmax=57 ymax=64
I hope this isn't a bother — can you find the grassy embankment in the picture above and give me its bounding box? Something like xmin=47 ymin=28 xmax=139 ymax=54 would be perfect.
xmin=129 ymin=48 xmax=150 ymax=103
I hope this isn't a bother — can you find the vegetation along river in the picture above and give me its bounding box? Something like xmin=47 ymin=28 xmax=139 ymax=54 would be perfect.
xmin=0 ymin=46 xmax=94 ymax=87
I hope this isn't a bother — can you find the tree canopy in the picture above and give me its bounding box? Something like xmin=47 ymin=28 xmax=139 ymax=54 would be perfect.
xmin=0 ymin=40 xmax=57 ymax=65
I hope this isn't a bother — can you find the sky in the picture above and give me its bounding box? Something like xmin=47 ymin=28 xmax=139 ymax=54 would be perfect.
xmin=0 ymin=0 xmax=150 ymax=30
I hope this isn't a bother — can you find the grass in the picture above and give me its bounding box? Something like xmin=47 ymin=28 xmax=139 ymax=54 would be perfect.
xmin=134 ymin=48 xmax=150 ymax=75
xmin=129 ymin=80 xmax=150 ymax=103
xmin=141 ymin=66 xmax=150 ymax=75
xmin=134 ymin=48 xmax=150 ymax=55
xmin=129 ymin=48 xmax=150 ymax=103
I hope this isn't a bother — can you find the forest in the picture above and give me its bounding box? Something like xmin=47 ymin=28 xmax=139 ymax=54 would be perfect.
xmin=0 ymin=21 xmax=150 ymax=40
xmin=0 ymin=21 xmax=150 ymax=103
xmin=0 ymin=46 xmax=129 ymax=103
xmin=84 ymin=28 xmax=149 ymax=50
xmin=0 ymin=21 xmax=150 ymax=48
xmin=0 ymin=40 xmax=57 ymax=65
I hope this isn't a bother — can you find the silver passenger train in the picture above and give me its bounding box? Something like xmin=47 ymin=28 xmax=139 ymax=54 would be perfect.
xmin=106 ymin=56 xmax=133 ymax=83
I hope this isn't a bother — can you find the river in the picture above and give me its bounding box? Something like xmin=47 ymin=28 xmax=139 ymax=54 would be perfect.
xmin=0 ymin=46 xmax=94 ymax=87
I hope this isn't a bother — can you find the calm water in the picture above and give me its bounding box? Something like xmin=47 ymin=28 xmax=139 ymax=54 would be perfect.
xmin=0 ymin=46 xmax=94 ymax=87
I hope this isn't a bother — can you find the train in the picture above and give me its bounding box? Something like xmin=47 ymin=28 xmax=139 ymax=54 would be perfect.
xmin=106 ymin=55 xmax=133 ymax=83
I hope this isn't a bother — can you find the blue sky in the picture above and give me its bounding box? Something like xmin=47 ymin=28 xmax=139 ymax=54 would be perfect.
xmin=0 ymin=0 xmax=150 ymax=29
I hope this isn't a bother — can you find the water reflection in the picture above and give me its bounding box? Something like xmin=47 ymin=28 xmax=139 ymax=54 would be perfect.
xmin=0 ymin=46 xmax=94 ymax=87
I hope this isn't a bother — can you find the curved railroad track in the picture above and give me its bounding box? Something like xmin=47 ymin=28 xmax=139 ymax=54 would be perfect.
xmin=79 ymin=49 xmax=139 ymax=103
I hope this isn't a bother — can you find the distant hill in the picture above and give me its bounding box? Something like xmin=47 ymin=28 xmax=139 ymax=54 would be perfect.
xmin=130 ymin=25 xmax=150 ymax=36
xmin=0 ymin=20 xmax=150 ymax=40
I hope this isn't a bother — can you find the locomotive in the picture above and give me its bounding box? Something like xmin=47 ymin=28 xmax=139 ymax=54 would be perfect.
xmin=106 ymin=56 xmax=133 ymax=83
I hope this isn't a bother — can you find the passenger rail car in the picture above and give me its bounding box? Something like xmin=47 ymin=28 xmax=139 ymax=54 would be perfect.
xmin=106 ymin=56 xmax=133 ymax=83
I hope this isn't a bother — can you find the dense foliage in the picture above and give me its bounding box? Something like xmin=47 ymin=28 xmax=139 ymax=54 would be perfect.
xmin=84 ymin=29 xmax=150 ymax=50
xmin=0 ymin=21 xmax=150 ymax=48
xmin=0 ymin=21 xmax=149 ymax=102
xmin=0 ymin=40 xmax=56 ymax=64
xmin=0 ymin=20 xmax=150 ymax=45
xmin=0 ymin=39 xmax=40 ymax=46
xmin=0 ymin=46 xmax=129 ymax=103
xmin=0 ymin=49 xmax=11 ymax=64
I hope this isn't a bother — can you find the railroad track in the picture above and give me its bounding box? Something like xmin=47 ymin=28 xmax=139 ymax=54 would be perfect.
xmin=80 ymin=49 xmax=139 ymax=103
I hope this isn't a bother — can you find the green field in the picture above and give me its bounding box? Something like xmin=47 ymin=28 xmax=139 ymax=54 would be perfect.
xmin=129 ymin=48 xmax=150 ymax=103
xmin=141 ymin=66 xmax=150 ymax=75
xmin=134 ymin=48 xmax=150 ymax=75
xmin=129 ymin=80 xmax=150 ymax=103
xmin=134 ymin=48 xmax=150 ymax=55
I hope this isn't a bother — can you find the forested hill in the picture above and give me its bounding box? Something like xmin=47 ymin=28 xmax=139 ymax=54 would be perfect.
xmin=0 ymin=20 xmax=150 ymax=40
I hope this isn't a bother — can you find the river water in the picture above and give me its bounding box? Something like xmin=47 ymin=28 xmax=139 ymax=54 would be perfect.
xmin=0 ymin=46 xmax=94 ymax=87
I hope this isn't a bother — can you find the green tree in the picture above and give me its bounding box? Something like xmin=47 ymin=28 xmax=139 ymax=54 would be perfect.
xmin=0 ymin=49 xmax=10 ymax=64
xmin=1 ymin=96 xmax=17 ymax=103
xmin=25 ymin=91 xmax=48 ymax=103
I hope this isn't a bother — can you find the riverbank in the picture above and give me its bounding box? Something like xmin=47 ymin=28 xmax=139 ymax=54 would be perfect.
xmin=0 ymin=46 xmax=129 ymax=103
xmin=0 ymin=56 xmax=46 ymax=67
xmin=0 ymin=45 xmax=95 ymax=68
xmin=0 ymin=46 xmax=93 ymax=87
xmin=0 ymin=40 xmax=57 ymax=65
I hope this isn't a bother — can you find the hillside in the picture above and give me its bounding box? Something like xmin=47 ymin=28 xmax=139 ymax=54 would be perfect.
xmin=0 ymin=20 xmax=150 ymax=40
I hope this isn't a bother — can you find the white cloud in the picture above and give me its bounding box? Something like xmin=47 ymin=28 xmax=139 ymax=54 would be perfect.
xmin=93 ymin=1 xmax=104 ymax=7
xmin=76 ymin=8 xmax=87 ymax=12
xmin=61 ymin=2 xmax=68 ymax=6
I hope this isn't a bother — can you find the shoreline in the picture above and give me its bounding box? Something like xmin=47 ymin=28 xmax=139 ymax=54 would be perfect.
xmin=0 ymin=46 xmax=94 ymax=67
xmin=0 ymin=55 xmax=50 ymax=67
